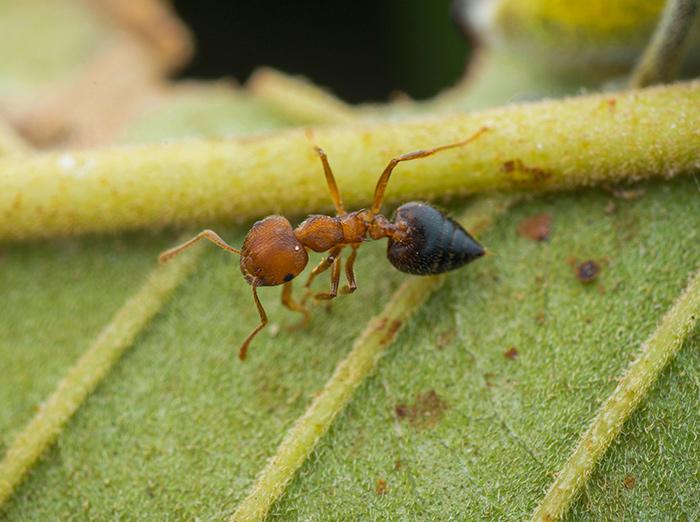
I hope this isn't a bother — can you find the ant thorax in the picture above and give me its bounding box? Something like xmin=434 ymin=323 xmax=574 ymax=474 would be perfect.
xmin=294 ymin=210 xmax=410 ymax=253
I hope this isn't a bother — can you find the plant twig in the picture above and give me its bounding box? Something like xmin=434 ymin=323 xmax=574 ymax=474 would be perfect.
xmin=0 ymin=235 xmax=204 ymax=507
xmin=248 ymin=67 xmax=357 ymax=125
xmin=0 ymin=119 xmax=30 ymax=156
xmin=530 ymin=265 xmax=700 ymax=521
xmin=630 ymin=0 xmax=700 ymax=87
xmin=1 ymin=80 xmax=698 ymax=241
xmin=229 ymin=195 xmax=515 ymax=522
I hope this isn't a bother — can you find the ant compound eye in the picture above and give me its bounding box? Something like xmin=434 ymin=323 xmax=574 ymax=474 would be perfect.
xmin=387 ymin=202 xmax=484 ymax=275
xmin=240 ymin=216 xmax=308 ymax=286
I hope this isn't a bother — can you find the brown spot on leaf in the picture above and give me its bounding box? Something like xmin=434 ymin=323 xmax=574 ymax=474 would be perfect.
xmin=395 ymin=390 xmax=448 ymax=429
xmin=379 ymin=319 xmax=403 ymax=346
xmin=394 ymin=404 xmax=408 ymax=419
xmin=393 ymin=459 xmax=402 ymax=471
xmin=436 ymin=329 xmax=455 ymax=349
xmin=623 ymin=474 xmax=636 ymax=489
xmin=605 ymin=200 xmax=617 ymax=215
xmin=375 ymin=478 xmax=388 ymax=495
xmin=612 ymin=187 xmax=645 ymax=200
xmin=517 ymin=213 xmax=553 ymax=241
xmin=502 ymin=159 xmax=553 ymax=185
xmin=576 ymin=260 xmax=601 ymax=283
xmin=504 ymin=347 xmax=519 ymax=360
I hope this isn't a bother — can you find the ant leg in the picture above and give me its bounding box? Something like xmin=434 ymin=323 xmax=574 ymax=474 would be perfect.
xmin=281 ymin=280 xmax=310 ymax=330
xmin=313 ymin=145 xmax=345 ymax=215
xmin=238 ymin=284 xmax=268 ymax=360
xmin=159 ymin=229 xmax=240 ymax=263
xmin=340 ymin=245 xmax=359 ymax=294
xmin=315 ymin=254 xmax=342 ymax=301
xmin=369 ymin=126 xmax=489 ymax=216
xmin=301 ymin=245 xmax=344 ymax=303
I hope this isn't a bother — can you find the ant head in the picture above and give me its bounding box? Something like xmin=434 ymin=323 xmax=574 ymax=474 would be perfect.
xmin=240 ymin=216 xmax=308 ymax=287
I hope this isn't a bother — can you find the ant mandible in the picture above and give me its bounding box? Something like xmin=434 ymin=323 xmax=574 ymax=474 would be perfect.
xmin=159 ymin=126 xmax=489 ymax=360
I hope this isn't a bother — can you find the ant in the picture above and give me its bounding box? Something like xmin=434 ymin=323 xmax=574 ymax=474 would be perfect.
xmin=159 ymin=126 xmax=489 ymax=360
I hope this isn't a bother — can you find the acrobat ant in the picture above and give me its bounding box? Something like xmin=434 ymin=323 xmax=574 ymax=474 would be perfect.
xmin=159 ymin=127 xmax=489 ymax=360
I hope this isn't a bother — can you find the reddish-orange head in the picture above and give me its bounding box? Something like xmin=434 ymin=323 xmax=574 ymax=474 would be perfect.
xmin=240 ymin=216 xmax=308 ymax=286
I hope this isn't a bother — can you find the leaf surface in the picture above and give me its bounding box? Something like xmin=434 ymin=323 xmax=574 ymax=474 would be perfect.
xmin=2 ymin=175 xmax=699 ymax=520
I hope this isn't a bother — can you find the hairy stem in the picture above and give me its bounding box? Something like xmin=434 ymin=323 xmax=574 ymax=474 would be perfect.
xmin=1 ymin=80 xmax=699 ymax=240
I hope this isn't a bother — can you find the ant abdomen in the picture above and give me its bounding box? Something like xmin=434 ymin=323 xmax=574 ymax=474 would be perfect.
xmin=387 ymin=202 xmax=485 ymax=275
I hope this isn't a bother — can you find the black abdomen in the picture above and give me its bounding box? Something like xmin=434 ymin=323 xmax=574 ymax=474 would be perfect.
xmin=387 ymin=202 xmax=485 ymax=275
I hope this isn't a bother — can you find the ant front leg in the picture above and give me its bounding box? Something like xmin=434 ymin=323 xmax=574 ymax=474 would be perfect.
xmin=340 ymin=245 xmax=359 ymax=294
xmin=238 ymin=284 xmax=268 ymax=361
xmin=281 ymin=280 xmax=310 ymax=330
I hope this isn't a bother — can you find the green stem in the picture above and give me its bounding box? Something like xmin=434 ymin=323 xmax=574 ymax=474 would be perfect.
xmin=630 ymin=0 xmax=700 ymax=87
xmin=248 ymin=67 xmax=357 ymax=125
xmin=531 ymin=266 xmax=700 ymax=521
xmin=0 ymin=81 xmax=698 ymax=240
xmin=0 ymin=119 xmax=29 ymax=157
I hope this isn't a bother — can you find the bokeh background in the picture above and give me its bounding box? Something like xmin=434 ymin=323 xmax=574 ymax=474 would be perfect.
xmin=174 ymin=0 xmax=466 ymax=102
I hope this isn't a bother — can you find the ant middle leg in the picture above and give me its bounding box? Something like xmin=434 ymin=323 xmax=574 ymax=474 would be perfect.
xmin=238 ymin=284 xmax=268 ymax=361
xmin=159 ymin=229 xmax=240 ymax=263
xmin=301 ymin=245 xmax=343 ymax=303
xmin=281 ymin=280 xmax=310 ymax=330
xmin=340 ymin=245 xmax=359 ymax=294
xmin=314 ymin=254 xmax=342 ymax=301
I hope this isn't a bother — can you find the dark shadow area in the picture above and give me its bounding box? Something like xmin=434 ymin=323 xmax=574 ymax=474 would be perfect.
xmin=173 ymin=0 xmax=468 ymax=103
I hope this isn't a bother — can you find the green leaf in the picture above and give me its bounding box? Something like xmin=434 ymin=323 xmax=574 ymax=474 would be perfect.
xmin=2 ymin=173 xmax=699 ymax=520
xmin=2 ymin=4 xmax=700 ymax=519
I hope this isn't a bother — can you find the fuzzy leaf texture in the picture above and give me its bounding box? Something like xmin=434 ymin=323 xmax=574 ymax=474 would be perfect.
xmin=1 ymin=1 xmax=700 ymax=521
